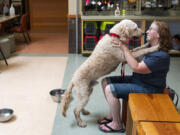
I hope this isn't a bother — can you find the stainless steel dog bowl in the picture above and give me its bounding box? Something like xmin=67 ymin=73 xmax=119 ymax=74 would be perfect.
xmin=49 ymin=89 xmax=65 ymax=103
xmin=0 ymin=108 xmax=14 ymax=122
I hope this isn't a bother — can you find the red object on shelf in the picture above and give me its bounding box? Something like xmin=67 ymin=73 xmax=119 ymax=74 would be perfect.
xmin=84 ymin=35 xmax=98 ymax=50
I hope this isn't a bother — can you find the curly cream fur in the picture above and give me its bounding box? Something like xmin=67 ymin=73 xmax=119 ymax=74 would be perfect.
xmin=60 ymin=19 xmax=159 ymax=127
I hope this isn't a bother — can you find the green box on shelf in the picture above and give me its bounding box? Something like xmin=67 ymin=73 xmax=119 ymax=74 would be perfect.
xmin=84 ymin=21 xmax=98 ymax=35
xmin=100 ymin=21 xmax=115 ymax=35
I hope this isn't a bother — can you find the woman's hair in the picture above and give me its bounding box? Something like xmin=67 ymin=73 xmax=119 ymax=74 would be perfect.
xmin=153 ymin=21 xmax=172 ymax=51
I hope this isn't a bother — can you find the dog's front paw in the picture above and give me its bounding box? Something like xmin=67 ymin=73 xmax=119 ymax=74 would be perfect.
xmin=78 ymin=121 xmax=87 ymax=128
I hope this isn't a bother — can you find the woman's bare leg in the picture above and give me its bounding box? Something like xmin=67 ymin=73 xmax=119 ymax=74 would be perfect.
xmin=100 ymin=78 xmax=112 ymax=120
xmin=100 ymin=85 xmax=123 ymax=131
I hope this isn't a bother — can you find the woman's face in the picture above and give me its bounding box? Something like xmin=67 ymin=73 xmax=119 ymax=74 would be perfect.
xmin=146 ymin=23 xmax=159 ymax=43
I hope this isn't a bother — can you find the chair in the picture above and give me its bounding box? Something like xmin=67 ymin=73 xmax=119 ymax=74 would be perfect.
xmin=0 ymin=24 xmax=8 ymax=66
xmin=9 ymin=13 xmax=31 ymax=44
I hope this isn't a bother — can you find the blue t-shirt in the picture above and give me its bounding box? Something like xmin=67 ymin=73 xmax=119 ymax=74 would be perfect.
xmin=132 ymin=51 xmax=170 ymax=92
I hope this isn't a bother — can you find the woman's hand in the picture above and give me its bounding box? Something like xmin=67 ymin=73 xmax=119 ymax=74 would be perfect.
xmin=111 ymin=40 xmax=126 ymax=50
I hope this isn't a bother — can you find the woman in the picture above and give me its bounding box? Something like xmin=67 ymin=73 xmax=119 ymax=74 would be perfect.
xmin=98 ymin=21 xmax=172 ymax=133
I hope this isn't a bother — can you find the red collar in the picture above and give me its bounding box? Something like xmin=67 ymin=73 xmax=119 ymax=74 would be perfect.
xmin=109 ymin=33 xmax=120 ymax=38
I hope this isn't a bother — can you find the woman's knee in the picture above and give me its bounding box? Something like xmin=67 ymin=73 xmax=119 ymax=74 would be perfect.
xmin=105 ymin=85 xmax=113 ymax=96
xmin=101 ymin=78 xmax=108 ymax=89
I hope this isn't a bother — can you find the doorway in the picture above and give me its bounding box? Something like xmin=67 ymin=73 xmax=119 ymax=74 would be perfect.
xmin=29 ymin=0 xmax=68 ymax=33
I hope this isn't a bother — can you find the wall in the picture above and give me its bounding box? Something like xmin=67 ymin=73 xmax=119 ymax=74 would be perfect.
xmin=68 ymin=0 xmax=81 ymax=15
xmin=68 ymin=0 xmax=81 ymax=53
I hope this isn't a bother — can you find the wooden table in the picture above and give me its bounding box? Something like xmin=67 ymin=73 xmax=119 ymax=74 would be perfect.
xmin=0 ymin=15 xmax=20 ymax=23
xmin=126 ymin=93 xmax=180 ymax=135
xmin=0 ymin=15 xmax=20 ymax=32
xmin=136 ymin=122 xmax=180 ymax=135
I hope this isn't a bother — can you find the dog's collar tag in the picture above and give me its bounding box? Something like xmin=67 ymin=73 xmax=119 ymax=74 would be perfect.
xmin=109 ymin=33 xmax=120 ymax=38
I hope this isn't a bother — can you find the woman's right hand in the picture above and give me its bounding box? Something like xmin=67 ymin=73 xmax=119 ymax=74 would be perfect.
xmin=111 ymin=41 xmax=126 ymax=50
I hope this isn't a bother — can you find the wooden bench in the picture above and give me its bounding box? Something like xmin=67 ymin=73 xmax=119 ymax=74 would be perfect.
xmin=136 ymin=121 xmax=180 ymax=135
xmin=122 ymin=88 xmax=177 ymax=126
xmin=126 ymin=93 xmax=180 ymax=135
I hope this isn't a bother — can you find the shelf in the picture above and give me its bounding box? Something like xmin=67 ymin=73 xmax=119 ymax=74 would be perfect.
xmin=82 ymin=0 xmax=140 ymax=16
xmin=81 ymin=19 xmax=146 ymax=55
xmin=81 ymin=50 xmax=93 ymax=54
xmin=80 ymin=0 xmax=180 ymax=55
xmin=169 ymin=50 xmax=180 ymax=56
xmin=81 ymin=15 xmax=180 ymax=21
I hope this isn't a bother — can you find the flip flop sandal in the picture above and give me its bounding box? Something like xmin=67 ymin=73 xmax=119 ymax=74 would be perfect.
xmin=99 ymin=123 xmax=125 ymax=133
xmin=97 ymin=117 xmax=112 ymax=124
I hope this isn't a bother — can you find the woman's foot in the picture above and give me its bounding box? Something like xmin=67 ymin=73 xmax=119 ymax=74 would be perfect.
xmin=99 ymin=122 xmax=125 ymax=133
xmin=97 ymin=117 xmax=112 ymax=124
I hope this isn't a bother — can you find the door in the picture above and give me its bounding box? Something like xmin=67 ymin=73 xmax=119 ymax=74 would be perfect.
xmin=29 ymin=0 xmax=68 ymax=32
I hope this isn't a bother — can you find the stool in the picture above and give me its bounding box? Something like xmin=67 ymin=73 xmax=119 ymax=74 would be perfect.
xmin=0 ymin=23 xmax=9 ymax=66
xmin=0 ymin=47 xmax=8 ymax=66
xmin=0 ymin=38 xmax=11 ymax=66
xmin=126 ymin=93 xmax=180 ymax=135
xmin=7 ymin=34 xmax=15 ymax=53
xmin=136 ymin=122 xmax=180 ymax=135
xmin=0 ymin=34 xmax=16 ymax=53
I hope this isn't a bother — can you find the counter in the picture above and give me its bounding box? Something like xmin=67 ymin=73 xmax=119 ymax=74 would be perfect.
xmin=81 ymin=15 xmax=180 ymax=21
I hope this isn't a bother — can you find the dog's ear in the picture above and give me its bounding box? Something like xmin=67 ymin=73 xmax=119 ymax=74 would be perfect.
xmin=119 ymin=26 xmax=130 ymax=42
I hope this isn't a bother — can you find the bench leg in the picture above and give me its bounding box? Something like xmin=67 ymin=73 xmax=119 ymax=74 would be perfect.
xmin=122 ymin=99 xmax=127 ymax=126
xmin=126 ymin=103 xmax=138 ymax=135
xmin=126 ymin=103 xmax=133 ymax=135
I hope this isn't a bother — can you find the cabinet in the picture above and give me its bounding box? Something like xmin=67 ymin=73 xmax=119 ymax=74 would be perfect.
xmin=81 ymin=0 xmax=180 ymax=55
xmin=82 ymin=0 xmax=141 ymax=16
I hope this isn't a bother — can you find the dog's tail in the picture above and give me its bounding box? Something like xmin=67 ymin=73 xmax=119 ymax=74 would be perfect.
xmin=60 ymin=81 xmax=74 ymax=117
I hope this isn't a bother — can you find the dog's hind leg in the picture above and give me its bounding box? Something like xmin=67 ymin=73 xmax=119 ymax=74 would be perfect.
xmin=74 ymin=95 xmax=89 ymax=127
xmin=74 ymin=87 xmax=92 ymax=127
xmin=81 ymin=87 xmax=93 ymax=115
